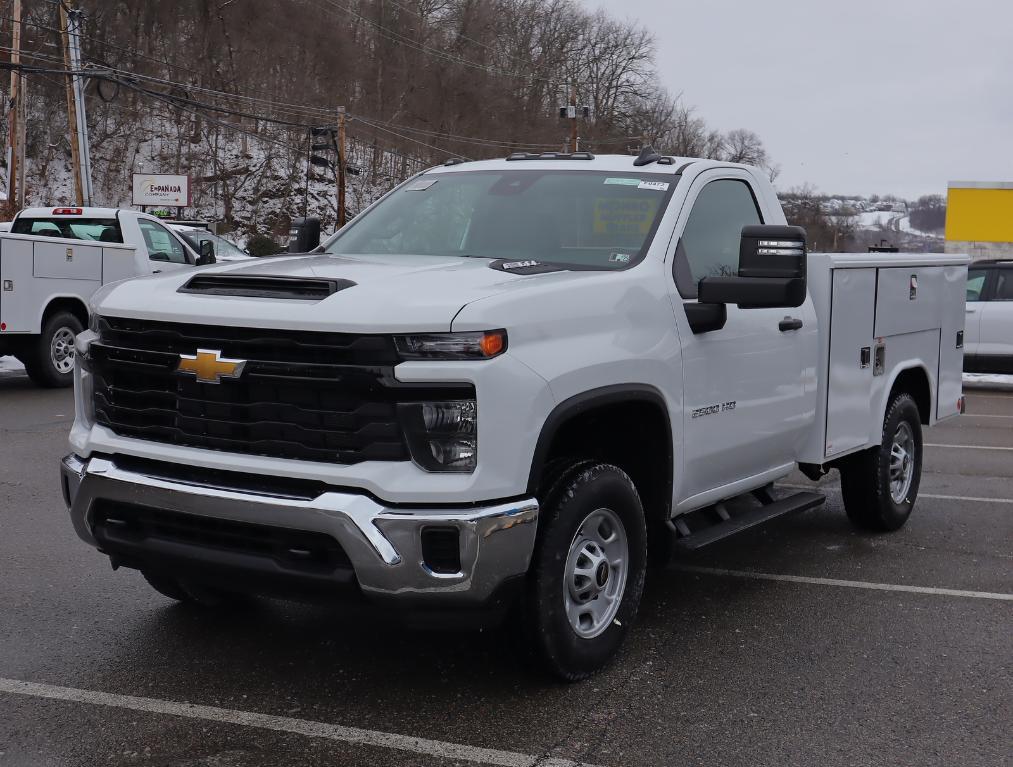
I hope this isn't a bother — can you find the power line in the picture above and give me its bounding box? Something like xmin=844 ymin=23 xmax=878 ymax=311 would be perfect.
xmin=350 ymin=115 xmax=469 ymax=159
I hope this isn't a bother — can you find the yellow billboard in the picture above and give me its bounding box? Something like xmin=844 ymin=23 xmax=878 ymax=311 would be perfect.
xmin=945 ymin=183 xmax=1013 ymax=243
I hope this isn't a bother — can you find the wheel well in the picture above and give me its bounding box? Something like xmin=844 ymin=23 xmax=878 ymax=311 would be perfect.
xmin=530 ymin=392 xmax=673 ymax=557
xmin=890 ymin=367 xmax=931 ymax=424
xmin=42 ymin=297 xmax=88 ymax=330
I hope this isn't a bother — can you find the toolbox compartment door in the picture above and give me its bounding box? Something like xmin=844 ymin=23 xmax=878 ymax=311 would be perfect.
xmin=874 ymin=266 xmax=945 ymax=338
xmin=936 ymin=264 xmax=967 ymax=419
xmin=102 ymin=246 xmax=141 ymax=283
xmin=0 ymin=238 xmax=36 ymax=332
xmin=33 ymin=241 xmax=102 ymax=281
xmin=825 ymin=268 xmax=876 ymax=458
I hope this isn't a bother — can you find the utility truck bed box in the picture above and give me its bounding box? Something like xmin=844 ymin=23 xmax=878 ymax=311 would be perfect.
xmin=803 ymin=252 xmax=968 ymax=463
xmin=0 ymin=234 xmax=139 ymax=334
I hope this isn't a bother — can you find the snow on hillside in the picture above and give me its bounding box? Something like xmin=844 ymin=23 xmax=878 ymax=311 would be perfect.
xmin=856 ymin=210 xmax=902 ymax=229
xmin=17 ymin=116 xmax=427 ymax=243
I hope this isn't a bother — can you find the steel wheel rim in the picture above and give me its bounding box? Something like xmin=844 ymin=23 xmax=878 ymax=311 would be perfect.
xmin=889 ymin=421 xmax=915 ymax=503
xmin=50 ymin=327 xmax=76 ymax=374
xmin=563 ymin=507 xmax=629 ymax=639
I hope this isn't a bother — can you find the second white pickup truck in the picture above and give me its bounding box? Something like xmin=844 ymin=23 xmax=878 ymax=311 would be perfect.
xmin=0 ymin=207 xmax=214 ymax=386
xmin=61 ymin=150 xmax=968 ymax=679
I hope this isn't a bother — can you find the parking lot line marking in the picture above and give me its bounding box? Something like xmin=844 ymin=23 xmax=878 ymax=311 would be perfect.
xmin=778 ymin=483 xmax=1013 ymax=505
xmin=0 ymin=678 xmax=598 ymax=767
xmin=925 ymin=443 xmax=1013 ymax=451
xmin=674 ymin=566 xmax=1013 ymax=601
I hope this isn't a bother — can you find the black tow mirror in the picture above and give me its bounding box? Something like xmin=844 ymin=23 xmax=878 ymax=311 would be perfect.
xmin=698 ymin=225 xmax=807 ymax=309
xmin=197 ymin=239 xmax=216 ymax=266
xmin=288 ymin=216 xmax=321 ymax=253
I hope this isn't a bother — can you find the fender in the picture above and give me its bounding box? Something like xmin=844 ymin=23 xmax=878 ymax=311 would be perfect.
xmin=877 ymin=363 xmax=934 ymax=430
xmin=35 ymin=294 xmax=90 ymax=335
xmin=526 ymin=383 xmax=674 ymax=500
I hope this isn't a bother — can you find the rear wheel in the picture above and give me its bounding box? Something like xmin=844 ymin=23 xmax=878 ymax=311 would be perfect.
xmin=25 ymin=312 xmax=82 ymax=388
xmin=526 ymin=462 xmax=647 ymax=681
xmin=840 ymin=392 xmax=923 ymax=531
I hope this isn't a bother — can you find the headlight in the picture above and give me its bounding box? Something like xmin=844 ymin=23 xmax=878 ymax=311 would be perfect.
xmin=394 ymin=330 xmax=506 ymax=360
xmin=399 ymin=400 xmax=477 ymax=472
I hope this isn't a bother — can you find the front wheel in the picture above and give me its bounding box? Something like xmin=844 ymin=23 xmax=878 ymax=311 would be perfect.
xmin=840 ymin=392 xmax=923 ymax=531
xmin=526 ymin=462 xmax=647 ymax=681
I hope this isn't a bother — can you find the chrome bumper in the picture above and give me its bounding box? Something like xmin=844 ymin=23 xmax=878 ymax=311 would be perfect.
xmin=60 ymin=454 xmax=539 ymax=604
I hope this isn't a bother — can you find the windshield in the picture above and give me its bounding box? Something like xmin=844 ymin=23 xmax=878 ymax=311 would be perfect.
xmin=324 ymin=169 xmax=677 ymax=269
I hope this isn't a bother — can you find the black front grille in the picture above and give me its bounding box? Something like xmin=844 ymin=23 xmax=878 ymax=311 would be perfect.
xmin=93 ymin=500 xmax=352 ymax=575
xmin=89 ymin=317 xmax=472 ymax=464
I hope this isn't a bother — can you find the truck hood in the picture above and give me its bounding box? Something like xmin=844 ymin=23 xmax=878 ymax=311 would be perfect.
xmin=93 ymin=253 xmax=597 ymax=332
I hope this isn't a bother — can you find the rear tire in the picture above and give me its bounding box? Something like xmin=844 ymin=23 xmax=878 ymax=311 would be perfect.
xmin=25 ymin=312 xmax=82 ymax=388
xmin=840 ymin=392 xmax=923 ymax=531
xmin=526 ymin=462 xmax=647 ymax=681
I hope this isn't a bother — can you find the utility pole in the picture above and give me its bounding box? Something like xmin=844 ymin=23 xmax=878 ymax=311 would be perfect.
xmin=558 ymin=85 xmax=589 ymax=154
xmin=302 ymin=128 xmax=310 ymax=219
xmin=65 ymin=7 xmax=93 ymax=205
xmin=6 ymin=0 xmax=22 ymax=212
xmin=570 ymin=83 xmax=578 ymax=153
xmin=59 ymin=4 xmax=83 ymax=205
xmin=337 ymin=106 xmax=346 ymax=227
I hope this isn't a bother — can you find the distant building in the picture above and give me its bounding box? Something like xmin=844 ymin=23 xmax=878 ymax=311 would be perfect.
xmin=945 ymin=181 xmax=1013 ymax=260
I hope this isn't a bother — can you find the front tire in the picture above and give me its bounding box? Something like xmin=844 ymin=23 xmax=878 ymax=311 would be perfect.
xmin=526 ymin=462 xmax=647 ymax=681
xmin=840 ymin=392 xmax=923 ymax=531
xmin=25 ymin=312 xmax=82 ymax=388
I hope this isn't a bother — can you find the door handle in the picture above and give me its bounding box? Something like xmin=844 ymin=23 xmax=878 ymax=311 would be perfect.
xmin=779 ymin=317 xmax=803 ymax=332
xmin=965 ymin=307 xmax=977 ymax=313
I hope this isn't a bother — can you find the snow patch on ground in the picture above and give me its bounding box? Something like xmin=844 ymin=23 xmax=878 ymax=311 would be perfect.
xmin=0 ymin=356 xmax=26 ymax=375
xmin=963 ymin=372 xmax=1013 ymax=391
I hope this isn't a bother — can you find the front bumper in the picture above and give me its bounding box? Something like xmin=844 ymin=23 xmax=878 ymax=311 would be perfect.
xmin=61 ymin=454 xmax=538 ymax=605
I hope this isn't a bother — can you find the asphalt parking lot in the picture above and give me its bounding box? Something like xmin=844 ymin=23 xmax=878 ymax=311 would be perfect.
xmin=1 ymin=370 xmax=1010 ymax=767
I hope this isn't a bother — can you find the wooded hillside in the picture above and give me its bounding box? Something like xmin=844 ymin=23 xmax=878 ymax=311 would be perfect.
xmin=1 ymin=0 xmax=773 ymax=237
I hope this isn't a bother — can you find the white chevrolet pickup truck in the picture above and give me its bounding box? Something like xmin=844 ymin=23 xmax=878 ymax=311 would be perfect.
xmin=60 ymin=151 xmax=968 ymax=679
xmin=0 ymin=207 xmax=214 ymax=386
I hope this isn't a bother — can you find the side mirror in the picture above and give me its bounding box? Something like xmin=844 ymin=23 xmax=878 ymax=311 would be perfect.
xmin=197 ymin=240 xmax=216 ymax=266
xmin=697 ymin=225 xmax=807 ymax=310
xmin=288 ymin=216 xmax=321 ymax=253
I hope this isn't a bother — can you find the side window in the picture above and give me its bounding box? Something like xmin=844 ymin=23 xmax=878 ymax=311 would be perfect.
xmin=995 ymin=270 xmax=1013 ymax=301
xmin=138 ymin=219 xmax=188 ymax=264
xmin=966 ymin=268 xmax=989 ymax=302
xmin=677 ymin=179 xmax=762 ymax=297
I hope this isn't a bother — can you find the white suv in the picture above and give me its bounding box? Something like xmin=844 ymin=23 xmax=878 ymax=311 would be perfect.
xmin=965 ymin=260 xmax=1013 ymax=373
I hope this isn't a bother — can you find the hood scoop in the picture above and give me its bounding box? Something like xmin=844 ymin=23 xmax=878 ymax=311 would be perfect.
xmin=178 ymin=274 xmax=355 ymax=300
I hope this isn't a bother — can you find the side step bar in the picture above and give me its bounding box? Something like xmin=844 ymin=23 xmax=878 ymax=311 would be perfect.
xmin=672 ymin=490 xmax=825 ymax=552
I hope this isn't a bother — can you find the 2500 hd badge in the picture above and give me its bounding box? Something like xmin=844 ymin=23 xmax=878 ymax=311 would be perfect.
xmin=691 ymin=401 xmax=736 ymax=418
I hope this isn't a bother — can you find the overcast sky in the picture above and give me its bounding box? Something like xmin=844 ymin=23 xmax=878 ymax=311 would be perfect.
xmin=589 ymin=0 xmax=1011 ymax=199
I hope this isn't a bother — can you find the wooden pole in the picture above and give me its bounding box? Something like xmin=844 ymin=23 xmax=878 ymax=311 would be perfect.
xmin=6 ymin=0 xmax=22 ymax=213
xmin=15 ymin=65 xmax=25 ymax=207
xmin=60 ymin=4 xmax=84 ymax=206
xmin=570 ymin=83 xmax=577 ymax=153
xmin=337 ymin=106 xmax=346 ymax=227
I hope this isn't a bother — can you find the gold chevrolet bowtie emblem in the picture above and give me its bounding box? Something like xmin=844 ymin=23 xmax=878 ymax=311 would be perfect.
xmin=176 ymin=349 xmax=246 ymax=384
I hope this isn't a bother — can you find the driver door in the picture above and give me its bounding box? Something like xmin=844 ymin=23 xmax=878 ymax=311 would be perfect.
xmin=670 ymin=170 xmax=816 ymax=508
